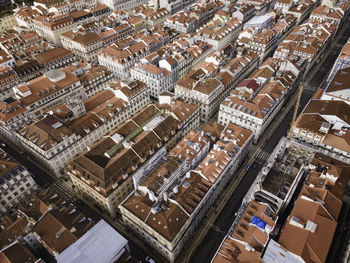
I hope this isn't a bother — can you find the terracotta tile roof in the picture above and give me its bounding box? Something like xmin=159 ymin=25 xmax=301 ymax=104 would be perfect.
xmin=278 ymin=197 xmax=337 ymax=263
xmin=32 ymin=205 xmax=94 ymax=254
xmin=213 ymin=200 xmax=277 ymax=263
xmin=169 ymin=130 xmax=209 ymax=163
xmin=0 ymin=242 xmax=38 ymax=263
xmin=18 ymin=114 xmax=73 ymax=151
xmin=15 ymin=68 xmax=80 ymax=107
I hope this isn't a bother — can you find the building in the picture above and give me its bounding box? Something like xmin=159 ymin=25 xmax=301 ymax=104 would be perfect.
xmin=232 ymin=4 xmax=256 ymax=23
xmin=292 ymin=99 xmax=350 ymax=164
xmin=0 ymin=97 xmax=32 ymax=144
xmin=56 ymin=219 xmax=131 ymax=263
xmin=34 ymin=47 xmax=77 ymax=71
xmin=98 ymin=41 xmax=149 ymax=80
xmin=0 ymin=148 xmax=38 ymax=215
xmin=327 ymin=36 xmax=350 ymax=82
xmin=0 ymin=67 xmax=19 ymax=100
xmin=0 ymin=241 xmax=43 ymax=263
xmin=33 ymin=14 xmax=75 ymax=44
xmin=0 ymin=187 xmax=66 ymax=250
xmin=211 ymin=200 xmax=277 ymax=263
xmin=13 ymin=67 xmax=86 ymax=118
xmin=263 ymin=155 xmax=349 ymax=263
xmin=310 ymin=4 xmax=344 ymax=24
xmin=119 ymin=123 xmax=253 ymax=262
xmin=175 ymin=52 xmax=259 ymax=123
xmin=321 ymin=66 xmax=350 ymax=104
xmin=60 ymin=29 xmax=103 ymax=62
xmin=78 ymin=64 xmax=114 ymax=97
xmin=194 ymin=17 xmax=242 ymax=51
xmin=237 ymin=0 xmax=276 ymax=15
xmin=0 ymin=14 xmax=17 ymax=33
xmin=244 ymin=15 xmax=273 ymax=30
xmin=30 ymin=204 xmax=94 ymax=257
xmin=131 ymin=63 xmax=172 ymax=98
xmin=67 ymin=100 xmax=199 ymax=217
xmin=16 ymin=82 xmax=147 ymax=176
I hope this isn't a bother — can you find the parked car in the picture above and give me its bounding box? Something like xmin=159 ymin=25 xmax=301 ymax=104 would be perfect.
xmin=145 ymin=256 xmax=156 ymax=263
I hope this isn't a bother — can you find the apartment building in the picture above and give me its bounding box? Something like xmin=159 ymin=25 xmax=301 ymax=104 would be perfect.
xmin=0 ymin=67 xmax=19 ymax=100
xmin=286 ymin=0 xmax=321 ymax=24
xmin=263 ymin=156 xmax=349 ymax=263
xmin=175 ymin=52 xmax=259 ymax=123
xmin=211 ymin=200 xmax=277 ymax=263
xmin=98 ymin=40 xmax=149 ymax=80
xmin=67 ymin=100 xmax=199 ymax=217
xmin=0 ymin=148 xmax=38 ymax=215
xmin=164 ymin=0 xmax=220 ymax=33
xmin=14 ymin=6 xmax=42 ymax=30
xmin=33 ymin=14 xmax=75 ymax=44
xmin=292 ymin=99 xmax=350 ymax=164
xmin=48 ymin=0 xmax=98 ymax=15
xmin=195 ymin=17 xmax=242 ymax=50
xmin=60 ymin=29 xmax=103 ymax=62
xmin=100 ymin=0 xmax=147 ymax=10
xmin=237 ymin=0 xmax=276 ymax=15
xmin=99 ymin=23 xmax=133 ymax=47
xmin=327 ymin=36 xmax=350 ymax=82
xmin=133 ymin=7 xmax=170 ymax=27
xmin=78 ymin=64 xmax=114 ymax=97
xmin=218 ymin=59 xmax=297 ymax=142
xmin=131 ymin=63 xmax=172 ymax=98
xmin=0 ymin=14 xmax=17 ymax=34
xmin=16 ymin=81 xmax=148 ymax=176
xmin=274 ymin=19 xmax=337 ymax=72
xmin=237 ymin=15 xmax=296 ymax=61
xmin=321 ymin=66 xmax=350 ymax=104
xmin=0 ymin=30 xmax=46 ymax=60
xmin=0 ymin=188 xmax=66 ymax=249
xmin=119 ymin=123 xmax=253 ymax=262
xmin=34 ymin=47 xmax=77 ymax=71
xmin=0 ymin=50 xmax=15 ymax=68
xmin=310 ymin=4 xmax=344 ymax=23
xmin=0 ymin=97 xmax=32 ymax=144
xmin=159 ymin=0 xmax=192 ymax=14
xmin=232 ymin=4 xmax=256 ymax=23
xmin=30 ymin=204 xmax=94 ymax=257
xmin=13 ymin=67 xmax=86 ymax=118
xmin=274 ymin=0 xmax=294 ymax=13
xmin=0 ymin=241 xmax=44 ymax=263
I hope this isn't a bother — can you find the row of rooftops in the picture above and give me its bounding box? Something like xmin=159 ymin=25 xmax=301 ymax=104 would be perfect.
xmin=15 ymin=77 xmax=149 ymax=152
xmin=176 ymin=50 xmax=260 ymax=96
xmin=221 ymin=57 xmax=296 ymax=119
xmin=212 ymin=144 xmax=350 ymax=263
xmin=238 ymin=14 xmax=296 ymax=46
xmin=165 ymin=0 xmax=222 ymax=28
xmin=67 ymin=99 xmax=199 ymax=197
xmin=275 ymin=18 xmax=338 ymax=60
xmin=0 ymin=187 xmax=94 ymax=256
xmin=120 ymin=122 xmax=253 ymax=242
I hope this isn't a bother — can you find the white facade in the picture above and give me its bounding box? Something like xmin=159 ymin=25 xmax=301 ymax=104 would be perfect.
xmin=0 ymin=151 xmax=38 ymax=215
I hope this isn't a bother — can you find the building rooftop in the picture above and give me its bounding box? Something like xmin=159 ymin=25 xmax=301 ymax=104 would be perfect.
xmin=56 ymin=220 xmax=128 ymax=263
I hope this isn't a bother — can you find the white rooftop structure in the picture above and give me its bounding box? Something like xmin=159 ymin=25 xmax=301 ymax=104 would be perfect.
xmin=263 ymin=239 xmax=304 ymax=263
xmin=56 ymin=220 xmax=129 ymax=263
xmin=244 ymin=15 xmax=273 ymax=30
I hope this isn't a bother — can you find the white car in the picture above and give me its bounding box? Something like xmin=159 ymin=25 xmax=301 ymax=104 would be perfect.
xmin=145 ymin=256 xmax=156 ymax=263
